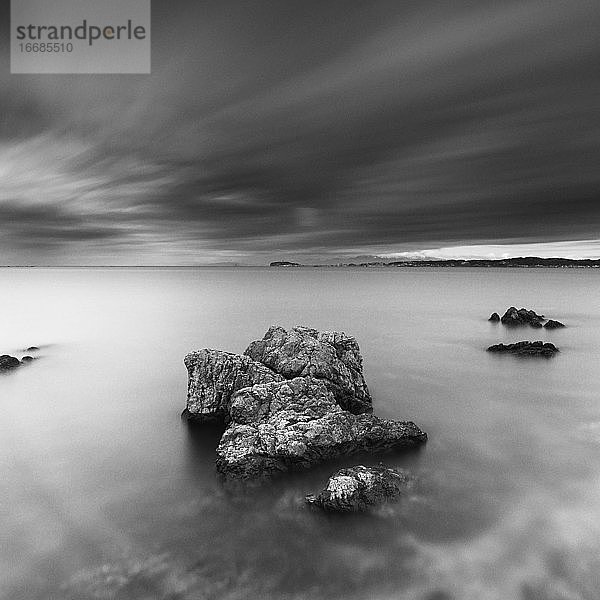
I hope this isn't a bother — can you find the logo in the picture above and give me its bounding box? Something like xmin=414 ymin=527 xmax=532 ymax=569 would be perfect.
xmin=11 ymin=0 xmax=151 ymax=74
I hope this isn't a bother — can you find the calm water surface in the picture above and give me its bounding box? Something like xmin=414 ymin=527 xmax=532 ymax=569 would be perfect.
xmin=2 ymin=267 xmax=600 ymax=600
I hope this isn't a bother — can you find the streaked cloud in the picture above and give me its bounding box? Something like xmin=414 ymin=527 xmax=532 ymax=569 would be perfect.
xmin=1 ymin=0 xmax=599 ymax=264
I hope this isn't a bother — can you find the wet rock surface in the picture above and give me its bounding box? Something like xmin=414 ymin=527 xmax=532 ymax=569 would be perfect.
xmin=215 ymin=377 xmax=426 ymax=479
xmin=305 ymin=465 xmax=411 ymax=512
xmin=244 ymin=325 xmax=372 ymax=414
xmin=184 ymin=349 xmax=283 ymax=423
xmin=487 ymin=341 xmax=559 ymax=356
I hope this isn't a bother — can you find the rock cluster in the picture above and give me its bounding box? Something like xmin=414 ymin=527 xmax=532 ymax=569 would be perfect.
xmin=306 ymin=465 xmax=410 ymax=512
xmin=487 ymin=341 xmax=559 ymax=357
xmin=491 ymin=307 xmax=566 ymax=328
xmin=184 ymin=326 xmax=427 ymax=479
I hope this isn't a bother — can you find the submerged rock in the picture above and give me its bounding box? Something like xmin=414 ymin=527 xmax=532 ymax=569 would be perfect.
xmin=244 ymin=325 xmax=372 ymax=414
xmin=0 ymin=355 xmax=21 ymax=371
xmin=544 ymin=319 xmax=565 ymax=329
xmin=500 ymin=307 xmax=545 ymax=327
xmin=183 ymin=349 xmax=283 ymax=423
xmin=488 ymin=312 xmax=500 ymax=322
xmin=306 ymin=465 xmax=411 ymax=512
xmin=26 ymin=346 xmax=40 ymax=352
xmin=216 ymin=377 xmax=427 ymax=479
xmin=487 ymin=341 xmax=559 ymax=356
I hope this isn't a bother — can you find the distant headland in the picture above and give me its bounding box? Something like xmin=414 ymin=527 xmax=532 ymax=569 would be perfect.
xmin=270 ymin=257 xmax=600 ymax=268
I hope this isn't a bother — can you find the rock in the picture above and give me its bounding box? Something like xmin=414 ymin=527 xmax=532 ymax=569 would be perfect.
xmin=269 ymin=261 xmax=301 ymax=267
xmin=489 ymin=312 xmax=500 ymax=322
xmin=306 ymin=465 xmax=411 ymax=512
xmin=486 ymin=341 xmax=559 ymax=356
xmin=0 ymin=355 xmax=21 ymax=371
xmin=244 ymin=325 xmax=372 ymax=414
xmin=183 ymin=349 xmax=283 ymax=423
xmin=544 ymin=319 xmax=565 ymax=329
xmin=21 ymin=356 xmax=35 ymax=363
xmin=500 ymin=307 xmax=545 ymax=327
xmin=26 ymin=346 xmax=40 ymax=352
xmin=216 ymin=377 xmax=427 ymax=479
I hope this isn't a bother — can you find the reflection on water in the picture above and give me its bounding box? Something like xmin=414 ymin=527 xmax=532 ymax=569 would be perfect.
xmin=1 ymin=267 xmax=600 ymax=600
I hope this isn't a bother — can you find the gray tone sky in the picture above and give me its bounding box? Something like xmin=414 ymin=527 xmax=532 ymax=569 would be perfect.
xmin=1 ymin=0 xmax=600 ymax=264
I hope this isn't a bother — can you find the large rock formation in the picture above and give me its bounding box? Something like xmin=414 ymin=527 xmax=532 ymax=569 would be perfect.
xmin=306 ymin=465 xmax=411 ymax=512
xmin=244 ymin=326 xmax=372 ymax=414
xmin=500 ymin=307 xmax=545 ymax=327
xmin=183 ymin=349 xmax=283 ymax=423
xmin=487 ymin=341 xmax=559 ymax=356
xmin=215 ymin=377 xmax=427 ymax=479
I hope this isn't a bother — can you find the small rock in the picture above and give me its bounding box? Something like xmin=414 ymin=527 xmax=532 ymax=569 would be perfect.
xmin=306 ymin=465 xmax=411 ymax=512
xmin=488 ymin=312 xmax=500 ymax=322
xmin=21 ymin=356 xmax=35 ymax=363
xmin=0 ymin=355 xmax=21 ymax=371
xmin=544 ymin=319 xmax=565 ymax=329
xmin=26 ymin=346 xmax=40 ymax=352
xmin=500 ymin=307 xmax=545 ymax=327
xmin=487 ymin=341 xmax=559 ymax=356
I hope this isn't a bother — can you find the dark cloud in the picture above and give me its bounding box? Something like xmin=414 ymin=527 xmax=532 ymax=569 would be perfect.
xmin=1 ymin=0 xmax=600 ymax=264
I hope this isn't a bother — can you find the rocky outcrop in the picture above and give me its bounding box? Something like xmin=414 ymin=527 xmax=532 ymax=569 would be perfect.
xmin=487 ymin=341 xmax=559 ymax=356
xmin=500 ymin=307 xmax=545 ymax=327
xmin=488 ymin=312 xmax=500 ymax=322
xmin=215 ymin=377 xmax=426 ymax=479
xmin=305 ymin=465 xmax=411 ymax=512
xmin=0 ymin=355 xmax=21 ymax=371
xmin=544 ymin=319 xmax=565 ymax=329
xmin=244 ymin=326 xmax=372 ymax=414
xmin=183 ymin=349 xmax=283 ymax=423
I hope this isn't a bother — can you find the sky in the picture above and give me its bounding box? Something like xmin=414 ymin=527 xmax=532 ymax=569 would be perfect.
xmin=1 ymin=0 xmax=600 ymax=265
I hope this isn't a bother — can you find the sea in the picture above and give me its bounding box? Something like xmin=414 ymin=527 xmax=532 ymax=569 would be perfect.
xmin=1 ymin=266 xmax=600 ymax=600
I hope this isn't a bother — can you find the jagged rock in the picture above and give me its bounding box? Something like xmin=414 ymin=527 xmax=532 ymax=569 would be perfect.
xmin=544 ymin=319 xmax=565 ymax=329
xmin=0 ymin=355 xmax=21 ymax=371
xmin=244 ymin=326 xmax=372 ymax=414
xmin=500 ymin=307 xmax=545 ymax=327
xmin=306 ymin=465 xmax=411 ymax=512
xmin=489 ymin=312 xmax=500 ymax=322
xmin=183 ymin=349 xmax=283 ymax=423
xmin=487 ymin=341 xmax=559 ymax=356
xmin=216 ymin=377 xmax=427 ymax=479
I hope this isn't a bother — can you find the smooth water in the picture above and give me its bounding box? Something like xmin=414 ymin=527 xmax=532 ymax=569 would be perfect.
xmin=2 ymin=267 xmax=600 ymax=600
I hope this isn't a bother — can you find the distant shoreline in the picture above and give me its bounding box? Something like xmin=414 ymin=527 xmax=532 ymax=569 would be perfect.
xmin=270 ymin=258 xmax=600 ymax=268
xmin=2 ymin=257 xmax=600 ymax=269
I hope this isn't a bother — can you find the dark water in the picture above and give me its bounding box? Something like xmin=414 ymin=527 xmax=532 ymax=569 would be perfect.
xmin=2 ymin=267 xmax=600 ymax=600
